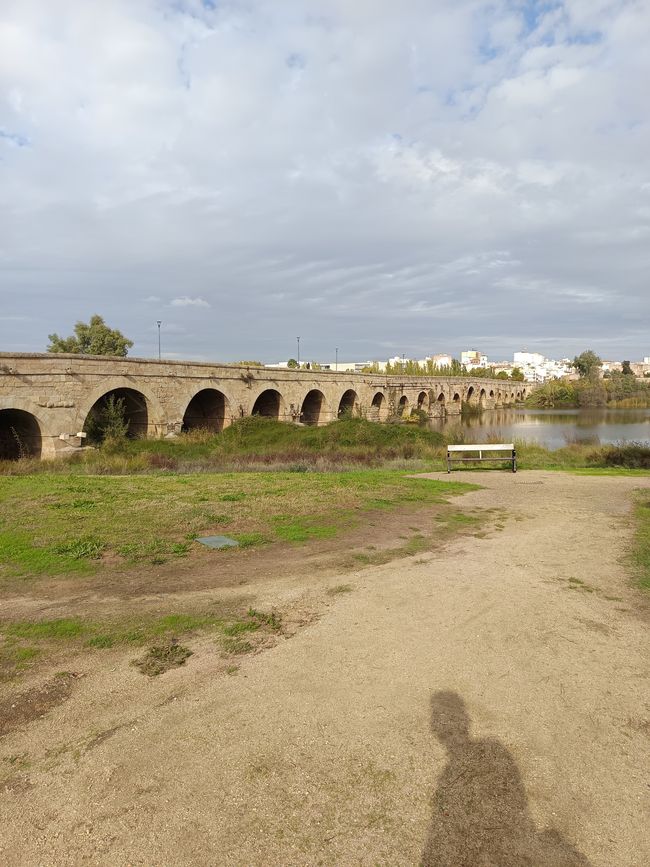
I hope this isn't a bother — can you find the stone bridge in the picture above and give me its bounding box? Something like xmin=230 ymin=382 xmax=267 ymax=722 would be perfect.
xmin=0 ymin=353 xmax=530 ymax=459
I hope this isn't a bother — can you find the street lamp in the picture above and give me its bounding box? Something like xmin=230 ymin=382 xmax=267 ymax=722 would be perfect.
xmin=335 ymin=347 xmax=338 ymax=372
xmin=157 ymin=321 xmax=162 ymax=361
xmin=297 ymin=336 xmax=300 ymax=367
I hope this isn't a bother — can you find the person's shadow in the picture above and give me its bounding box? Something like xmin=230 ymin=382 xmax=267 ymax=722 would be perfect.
xmin=421 ymin=691 xmax=591 ymax=867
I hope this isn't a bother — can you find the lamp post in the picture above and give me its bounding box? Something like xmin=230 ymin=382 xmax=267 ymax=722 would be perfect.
xmin=157 ymin=321 xmax=162 ymax=361
xmin=335 ymin=347 xmax=338 ymax=372
xmin=297 ymin=336 xmax=300 ymax=367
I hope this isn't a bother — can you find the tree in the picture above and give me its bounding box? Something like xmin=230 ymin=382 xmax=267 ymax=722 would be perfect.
xmin=286 ymin=358 xmax=299 ymax=368
xmin=48 ymin=314 xmax=133 ymax=357
xmin=571 ymin=350 xmax=601 ymax=379
xmin=510 ymin=367 xmax=525 ymax=382
xmin=621 ymin=360 xmax=633 ymax=376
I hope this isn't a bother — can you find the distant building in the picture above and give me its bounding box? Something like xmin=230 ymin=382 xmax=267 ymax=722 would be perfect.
xmin=460 ymin=350 xmax=488 ymax=369
xmin=321 ymin=361 xmax=374 ymax=373
xmin=630 ymin=361 xmax=650 ymax=377
xmin=510 ymin=351 xmax=572 ymax=382
xmin=425 ymin=353 xmax=453 ymax=368
xmin=513 ymin=351 xmax=544 ymax=367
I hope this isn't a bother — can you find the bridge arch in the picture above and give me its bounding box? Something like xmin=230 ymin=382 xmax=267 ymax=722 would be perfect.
xmin=479 ymin=388 xmax=487 ymax=408
xmin=466 ymin=386 xmax=475 ymax=405
xmin=77 ymin=377 xmax=164 ymax=439
xmin=397 ymin=395 xmax=409 ymax=417
xmin=338 ymin=389 xmax=359 ymax=418
xmin=83 ymin=387 xmax=151 ymax=442
xmin=0 ymin=407 xmax=43 ymax=460
xmin=251 ymin=389 xmax=285 ymax=420
xmin=182 ymin=388 xmax=231 ymax=433
xmin=300 ymin=389 xmax=329 ymax=425
xmin=370 ymin=391 xmax=388 ymax=422
xmin=417 ymin=391 xmax=429 ymax=411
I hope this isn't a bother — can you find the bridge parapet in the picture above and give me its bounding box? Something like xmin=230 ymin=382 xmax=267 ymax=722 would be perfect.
xmin=0 ymin=353 xmax=530 ymax=459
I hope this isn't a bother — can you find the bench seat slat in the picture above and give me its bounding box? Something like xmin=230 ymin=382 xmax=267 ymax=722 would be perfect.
xmin=447 ymin=443 xmax=514 ymax=452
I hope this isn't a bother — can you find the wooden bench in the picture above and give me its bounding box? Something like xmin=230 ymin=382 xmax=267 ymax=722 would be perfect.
xmin=447 ymin=443 xmax=517 ymax=473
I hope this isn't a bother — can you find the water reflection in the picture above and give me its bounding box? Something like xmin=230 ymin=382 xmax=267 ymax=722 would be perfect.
xmin=428 ymin=408 xmax=650 ymax=449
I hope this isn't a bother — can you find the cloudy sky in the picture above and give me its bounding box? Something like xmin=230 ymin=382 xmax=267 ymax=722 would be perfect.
xmin=1 ymin=0 xmax=648 ymax=363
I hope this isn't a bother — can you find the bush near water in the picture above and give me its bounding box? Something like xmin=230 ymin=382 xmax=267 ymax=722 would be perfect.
xmin=526 ymin=372 xmax=650 ymax=409
xmin=1 ymin=415 xmax=649 ymax=474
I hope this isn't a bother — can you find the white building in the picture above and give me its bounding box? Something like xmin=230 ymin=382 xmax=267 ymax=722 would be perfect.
xmin=423 ymin=353 xmax=453 ymax=368
xmin=513 ymin=351 xmax=545 ymax=367
xmin=511 ymin=351 xmax=572 ymax=382
xmin=460 ymin=349 xmax=488 ymax=369
xmin=321 ymin=361 xmax=375 ymax=372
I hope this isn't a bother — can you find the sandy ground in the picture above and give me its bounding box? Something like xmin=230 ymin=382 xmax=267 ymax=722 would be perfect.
xmin=1 ymin=471 xmax=649 ymax=866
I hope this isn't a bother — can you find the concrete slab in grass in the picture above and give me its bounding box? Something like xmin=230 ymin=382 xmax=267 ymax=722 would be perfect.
xmin=196 ymin=535 xmax=239 ymax=549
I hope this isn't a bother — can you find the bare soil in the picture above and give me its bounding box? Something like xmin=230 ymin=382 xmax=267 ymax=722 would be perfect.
xmin=1 ymin=471 xmax=649 ymax=866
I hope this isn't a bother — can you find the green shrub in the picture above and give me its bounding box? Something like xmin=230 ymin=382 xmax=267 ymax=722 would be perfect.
xmin=85 ymin=395 xmax=129 ymax=444
xmin=588 ymin=443 xmax=650 ymax=469
xmin=53 ymin=535 xmax=105 ymax=559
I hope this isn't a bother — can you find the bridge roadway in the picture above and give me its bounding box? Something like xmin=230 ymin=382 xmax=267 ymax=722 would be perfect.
xmin=0 ymin=353 xmax=529 ymax=459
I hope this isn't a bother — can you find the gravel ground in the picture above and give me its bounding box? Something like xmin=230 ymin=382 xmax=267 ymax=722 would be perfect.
xmin=1 ymin=471 xmax=648 ymax=866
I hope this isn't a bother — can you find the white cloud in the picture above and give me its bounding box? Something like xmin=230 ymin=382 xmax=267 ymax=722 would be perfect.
xmin=170 ymin=296 xmax=210 ymax=308
xmin=0 ymin=0 xmax=648 ymax=360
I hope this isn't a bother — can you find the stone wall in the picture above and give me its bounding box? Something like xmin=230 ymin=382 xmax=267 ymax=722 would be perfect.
xmin=0 ymin=353 xmax=530 ymax=459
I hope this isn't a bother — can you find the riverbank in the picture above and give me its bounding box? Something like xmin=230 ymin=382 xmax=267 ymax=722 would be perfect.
xmin=1 ymin=417 xmax=649 ymax=476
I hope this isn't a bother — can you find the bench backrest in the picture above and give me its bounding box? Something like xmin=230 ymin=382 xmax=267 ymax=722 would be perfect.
xmin=447 ymin=443 xmax=514 ymax=452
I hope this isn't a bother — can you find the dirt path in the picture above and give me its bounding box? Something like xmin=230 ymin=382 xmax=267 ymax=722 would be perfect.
xmin=1 ymin=471 xmax=649 ymax=866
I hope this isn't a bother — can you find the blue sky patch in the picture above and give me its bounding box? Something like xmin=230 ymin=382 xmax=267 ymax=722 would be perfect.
xmin=286 ymin=52 xmax=306 ymax=70
xmin=0 ymin=130 xmax=30 ymax=148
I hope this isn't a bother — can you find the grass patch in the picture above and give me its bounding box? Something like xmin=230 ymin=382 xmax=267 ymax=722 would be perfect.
xmin=53 ymin=536 xmax=105 ymax=560
xmin=272 ymin=516 xmax=338 ymax=543
xmin=247 ymin=608 xmax=282 ymax=630
xmin=0 ymin=607 xmax=284 ymax=679
xmin=6 ymin=618 xmax=87 ymax=640
xmin=444 ymin=512 xmax=480 ymax=526
xmin=349 ymin=533 xmax=433 ymax=568
xmin=221 ymin=636 xmax=255 ymax=655
xmin=0 ymin=470 xmax=473 ymax=580
xmin=132 ymin=641 xmax=193 ymax=676
xmin=632 ymin=495 xmax=650 ymax=590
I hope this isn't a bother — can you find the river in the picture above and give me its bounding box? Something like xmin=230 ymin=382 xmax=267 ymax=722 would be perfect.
xmin=428 ymin=407 xmax=650 ymax=449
